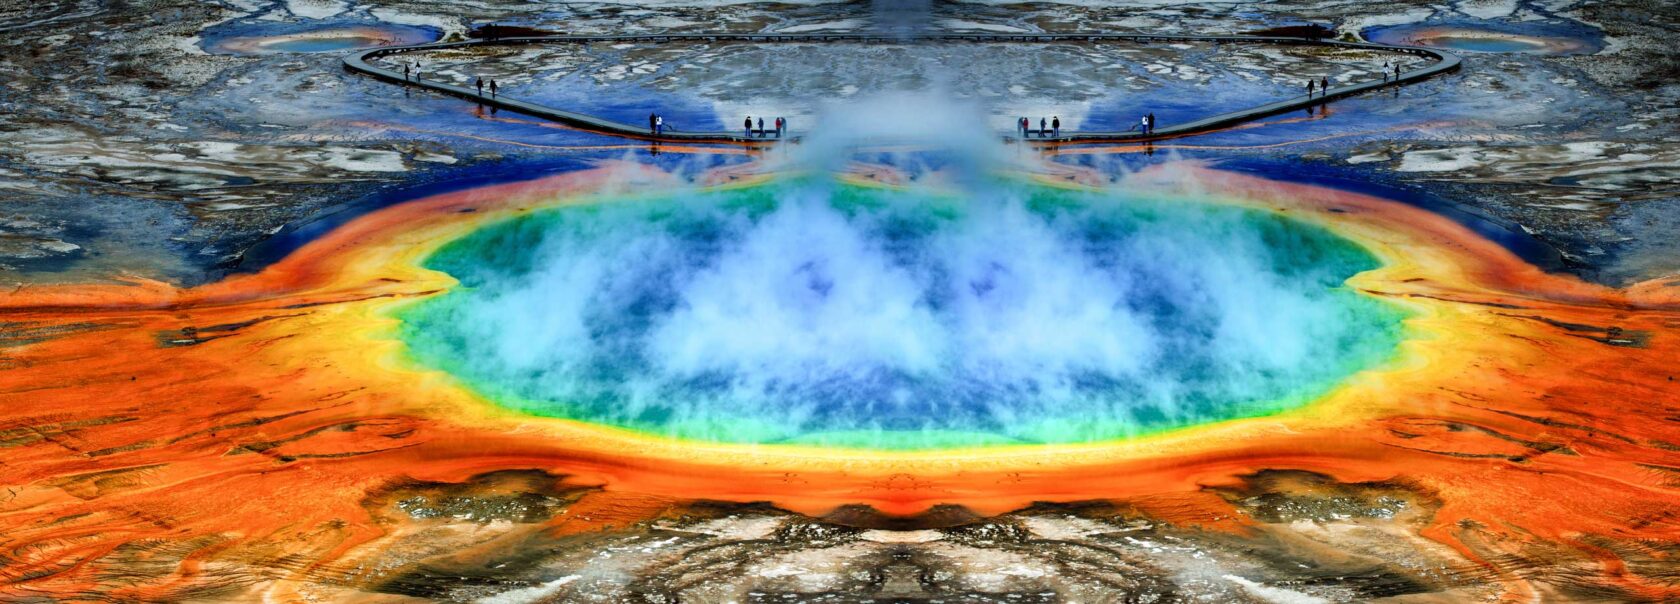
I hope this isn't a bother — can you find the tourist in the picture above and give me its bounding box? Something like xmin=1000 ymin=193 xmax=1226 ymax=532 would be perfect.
xmin=649 ymin=112 xmax=657 ymax=133
xmin=1148 ymin=112 xmax=1156 ymax=135
xmin=1307 ymin=79 xmax=1314 ymax=97
xmin=1140 ymin=115 xmax=1149 ymax=134
xmin=656 ymin=115 xmax=664 ymax=135
xmin=1039 ymin=117 xmax=1047 ymax=136
xmin=476 ymin=77 xmax=484 ymax=96
xmin=744 ymin=116 xmax=752 ymax=138
xmin=775 ymin=117 xmax=785 ymax=137
xmin=1321 ymin=76 xmax=1329 ymax=93
xmin=1395 ymin=63 xmax=1402 ymax=79
xmin=757 ymin=117 xmax=765 ymax=137
xmin=1052 ymin=116 xmax=1060 ymax=137
xmin=403 ymin=63 xmax=410 ymax=81
xmin=489 ymin=79 xmax=498 ymax=97
xmin=1019 ymin=116 xmax=1027 ymax=137
xmin=413 ymin=63 xmax=421 ymax=82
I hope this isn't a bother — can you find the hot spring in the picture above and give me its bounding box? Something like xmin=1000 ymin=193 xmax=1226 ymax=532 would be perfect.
xmin=203 ymin=24 xmax=439 ymax=55
xmin=1362 ymin=21 xmax=1603 ymax=56
xmin=396 ymin=177 xmax=1408 ymax=450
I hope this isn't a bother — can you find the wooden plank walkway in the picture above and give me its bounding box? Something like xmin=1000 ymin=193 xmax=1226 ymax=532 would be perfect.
xmin=343 ymin=32 xmax=1461 ymax=145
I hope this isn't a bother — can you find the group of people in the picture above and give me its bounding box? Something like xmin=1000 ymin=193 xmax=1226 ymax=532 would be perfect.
xmin=474 ymin=76 xmax=499 ymax=98
xmin=1380 ymin=61 xmax=1403 ymax=82
xmin=1018 ymin=113 xmax=1164 ymax=138
xmin=1306 ymin=76 xmax=1330 ymax=97
xmin=1311 ymin=61 xmax=1406 ymax=96
xmin=743 ymin=116 xmax=788 ymax=138
xmin=648 ymin=112 xmax=667 ymax=135
xmin=1017 ymin=116 xmax=1062 ymax=138
xmin=398 ymin=62 xmax=501 ymax=101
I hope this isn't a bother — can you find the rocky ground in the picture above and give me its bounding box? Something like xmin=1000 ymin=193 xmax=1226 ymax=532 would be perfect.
xmin=0 ymin=0 xmax=1674 ymax=286
xmin=266 ymin=469 xmax=1578 ymax=602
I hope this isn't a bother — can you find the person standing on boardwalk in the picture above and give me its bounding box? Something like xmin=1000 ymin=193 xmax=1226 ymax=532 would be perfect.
xmin=1051 ymin=116 xmax=1060 ymax=137
xmin=1140 ymin=115 xmax=1149 ymax=134
xmin=744 ymin=116 xmax=752 ymax=138
xmin=489 ymin=79 xmax=498 ymax=98
xmin=1039 ymin=117 xmax=1047 ymax=136
xmin=476 ymin=77 xmax=484 ymax=97
xmin=649 ymin=112 xmax=657 ymax=134
xmin=1395 ymin=63 xmax=1402 ymax=79
xmin=1321 ymin=77 xmax=1329 ymax=94
xmin=757 ymin=117 xmax=765 ymax=137
xmin=403 ymin=63 xmax=410 ymax=81
xmin=1148 ymin=112 xmax=1156 ymax=135
xmin=656 ymin=115 xmax=664 ymax=135
xmin=1307 ymin=79 xmax=1315 ymax=97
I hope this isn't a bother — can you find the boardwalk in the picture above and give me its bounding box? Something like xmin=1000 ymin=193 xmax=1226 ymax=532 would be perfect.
xmin=343 ymin=32 xmax=1462 ymax=144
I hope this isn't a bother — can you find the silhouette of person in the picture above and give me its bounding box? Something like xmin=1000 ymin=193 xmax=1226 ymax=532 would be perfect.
xmin=744 ymin=116 xmax=752 ymax=138
xmin=1052 ymin=116 xmax=1060 ymax=137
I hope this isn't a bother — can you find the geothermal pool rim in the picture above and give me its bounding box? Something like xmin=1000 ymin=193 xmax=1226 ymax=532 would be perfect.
xmin=343 ymin=31 xmax=1462 ymax=144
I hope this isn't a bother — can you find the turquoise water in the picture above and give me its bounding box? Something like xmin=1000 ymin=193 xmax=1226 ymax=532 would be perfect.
xmin=397 ymin=178 xmax=1407 ymax=449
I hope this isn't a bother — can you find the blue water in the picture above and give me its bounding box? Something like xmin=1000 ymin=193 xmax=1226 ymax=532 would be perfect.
xmin=396 ymin=176 xmax=1408 ymax=449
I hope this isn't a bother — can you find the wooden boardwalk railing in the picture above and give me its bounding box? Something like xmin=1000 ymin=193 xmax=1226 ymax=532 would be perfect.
xmin=343 ymin=31 xmax=1461 ymax=144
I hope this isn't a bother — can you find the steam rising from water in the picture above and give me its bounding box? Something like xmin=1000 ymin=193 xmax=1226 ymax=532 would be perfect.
xmin=399 ymin=178 xmax=1406 ymax=448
